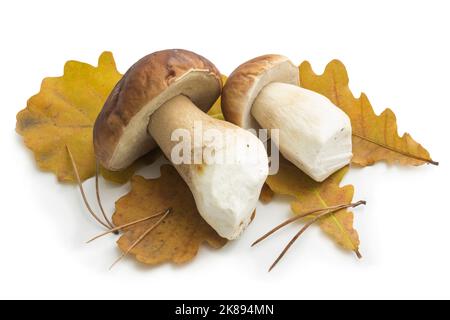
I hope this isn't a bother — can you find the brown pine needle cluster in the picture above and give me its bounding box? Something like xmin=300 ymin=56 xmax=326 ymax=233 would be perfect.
xmin=66 ymin=145 xmax=112 ymax=230
xmin=252 ymin=201 xmax=366 ymax=272
xmin=68 ymin=144 xmax=172 ymax=268
xmin=108 ymin=209 xmax=171 ymax=269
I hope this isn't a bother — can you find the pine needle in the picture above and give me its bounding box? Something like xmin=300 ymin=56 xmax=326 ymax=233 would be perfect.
xmin=252 ymin=201 xmax=366 ymax=247
xmin=86 ymin=208 xmax=170 ymax=243
xmin=66 ymin=145 xmax=111 ymax=230
xmin=109 ymin=209 xmax=171 ymax=270
xmin=267 ymin=201 xmax=366 ymax=272
xmin=95 ymin=161 xmax=115 ymax=230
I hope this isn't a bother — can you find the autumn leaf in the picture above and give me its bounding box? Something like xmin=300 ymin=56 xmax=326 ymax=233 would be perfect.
xmin=207 ymin=75 xmax=227 ymax=120
xmin=259 ymin=183 xmax=274 ymax=204
xmin=113 ymin=165 xmax=227 ymax=265
xmin=16 ymin=52 xmax=158 ymax=183
xmin=100 ymin=149 xmax=161 ymax=184
xmin=299 ymin=60 xmax=437 ymax=167
xmin=266 ymin=157 xmax=360 ymax=256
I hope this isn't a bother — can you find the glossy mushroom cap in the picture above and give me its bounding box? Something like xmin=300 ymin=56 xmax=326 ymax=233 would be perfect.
xmin=94 ymin=49 xmax=222 ymax=170
xmin=221 ymin=54 xmax=299 ymax=129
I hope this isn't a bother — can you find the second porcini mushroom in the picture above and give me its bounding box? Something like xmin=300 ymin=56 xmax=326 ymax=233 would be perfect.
xmin=94 ymin=49 xmax=268 ymax=240
xmin=222 ymin=55 xmax=353 ymax=182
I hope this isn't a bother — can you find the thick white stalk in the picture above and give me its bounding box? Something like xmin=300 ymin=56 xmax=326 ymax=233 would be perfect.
xmin=148 ymin=95 xmax=268 ymax=239
xmin=251 ymin=82 xmax=352 ymax=182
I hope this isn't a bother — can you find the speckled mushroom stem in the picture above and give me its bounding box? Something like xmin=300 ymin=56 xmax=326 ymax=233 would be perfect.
xmin=148 ymin=95 xmax=268 ymax=240
xmin=148 ymin=95 xmax=229 ymax=179
xmin=251 ymin=82 xmax=353 ymax=182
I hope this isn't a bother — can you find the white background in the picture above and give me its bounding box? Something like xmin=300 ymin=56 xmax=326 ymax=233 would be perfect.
xmin=1 ymin=0 xmax=449 ymax=300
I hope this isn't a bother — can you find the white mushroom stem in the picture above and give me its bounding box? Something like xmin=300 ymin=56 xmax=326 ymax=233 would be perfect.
xmin=251 ymin=82 xmax=352 ymax=182
xmin=148 ymin=95 xmax=268 ymax=240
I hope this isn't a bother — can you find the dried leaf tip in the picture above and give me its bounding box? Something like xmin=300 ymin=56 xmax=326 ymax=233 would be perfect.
xmin=300 ymin=60 xmax=437 ymax=167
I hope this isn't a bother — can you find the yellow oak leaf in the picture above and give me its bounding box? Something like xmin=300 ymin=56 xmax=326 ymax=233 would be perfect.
xmin=113 ymin=165 xmax=227 ymax=265
xmin=266 ymin=156 xmax=360 ymax=256
xmin=259 ymin=183 xmax=274 ymax=204
xmin=16 ymin=52 xmax=157 ymax=183
xmin=207 ymin=75 xmax=227 ymax=120
xmin=299 ymin=60 xmax=437 ymax=167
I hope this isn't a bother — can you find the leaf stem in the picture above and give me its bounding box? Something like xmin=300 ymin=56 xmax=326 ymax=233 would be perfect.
xmin=352 ymin=133 xmax=439 ymax=166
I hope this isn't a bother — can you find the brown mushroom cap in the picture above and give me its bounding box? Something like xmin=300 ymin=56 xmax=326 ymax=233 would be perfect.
xmin=221 ymin=54 xmax=299 ymax=129
xmin=94 ymin=49 xmax=222 ymax=170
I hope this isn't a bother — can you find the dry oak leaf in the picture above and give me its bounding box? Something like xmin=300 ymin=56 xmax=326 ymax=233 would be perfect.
xmin=266 ymin=156 xmax=360 ymax=257
xmin=207 ymin=75 xmax=227 ymax=120
xmin=299 ymin=60 xmax=437 ymax=167
xmin=16 ymin=52 xmax=157 ymax=183
xmin=259 ymin=183 xmax=275 ymax=204
xmin=113 ymin=165 xmax=227 ymax=265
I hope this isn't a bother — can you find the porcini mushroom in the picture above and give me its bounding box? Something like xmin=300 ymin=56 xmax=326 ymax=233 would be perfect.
xmin=94 ymin=49 xmax=268 ymax=240
xmin=222 ymin=55 xmax=353 ymax=182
